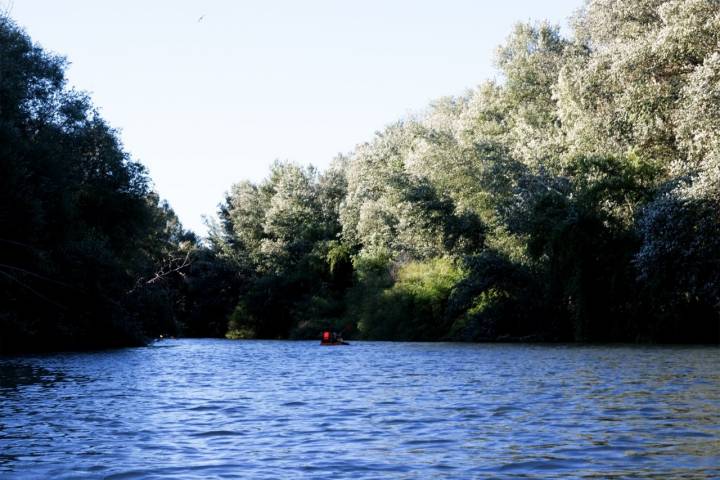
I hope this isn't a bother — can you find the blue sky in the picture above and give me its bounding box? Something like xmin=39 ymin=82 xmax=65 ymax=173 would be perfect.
xmin=11 ymin=0 xmax=582 ymax=234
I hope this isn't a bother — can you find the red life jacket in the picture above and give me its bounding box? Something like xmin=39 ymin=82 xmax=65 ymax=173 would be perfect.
xmin=322 ymin=331 xmax=330 ymax=342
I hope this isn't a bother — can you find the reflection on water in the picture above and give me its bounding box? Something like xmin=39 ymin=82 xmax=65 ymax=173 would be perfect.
xmin=0 ymin=363 xmax=67 ymax=390
xmin=1 ymin=340 xmax=719 ymax=479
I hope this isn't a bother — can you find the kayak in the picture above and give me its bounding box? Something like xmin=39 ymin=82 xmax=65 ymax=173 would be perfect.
xmin=320 ymin=330 xmax=349 ymax=345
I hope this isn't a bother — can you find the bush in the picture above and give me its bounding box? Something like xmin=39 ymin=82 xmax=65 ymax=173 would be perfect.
xmin=355 ymin=257 xmax=463 ymax=340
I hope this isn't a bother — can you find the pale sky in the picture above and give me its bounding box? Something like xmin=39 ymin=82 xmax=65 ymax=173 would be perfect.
xmin=10 ymin=0 xmax=582 ymax=234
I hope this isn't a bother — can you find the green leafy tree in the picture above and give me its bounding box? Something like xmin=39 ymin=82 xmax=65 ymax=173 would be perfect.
xmin=0 ymin=17 xmax=193 ymax=352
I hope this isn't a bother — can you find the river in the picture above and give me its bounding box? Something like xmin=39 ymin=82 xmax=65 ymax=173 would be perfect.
xmin=1 ymin=339 xmax=719 ymax=479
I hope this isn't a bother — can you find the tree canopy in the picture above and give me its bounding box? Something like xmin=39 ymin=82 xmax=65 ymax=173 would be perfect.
xmin=0 ymin=16 xmax=199 ymax=352
xmin=212 ymin=0 xmax=720 ymax=343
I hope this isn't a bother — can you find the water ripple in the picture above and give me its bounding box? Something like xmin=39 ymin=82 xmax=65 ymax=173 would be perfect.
xmin=0 ymin=340 xmax=719 ymax=478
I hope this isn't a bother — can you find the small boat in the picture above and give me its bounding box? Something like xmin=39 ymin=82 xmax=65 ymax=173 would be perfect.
xmin=320 ymin=331 xmax=350 ymax=346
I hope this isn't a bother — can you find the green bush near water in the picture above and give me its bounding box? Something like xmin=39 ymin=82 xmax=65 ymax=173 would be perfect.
xmin=354 ymin=257 xmax=463 ymax=340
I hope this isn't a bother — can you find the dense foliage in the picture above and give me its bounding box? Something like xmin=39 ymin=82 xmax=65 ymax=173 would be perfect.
xmin=3 ymin=0 xmax=719 ymax=352
xmin=212 ymin=0 xmax=720 ymax=343
xmin=0 ymin=17 xmax=211 ymax=353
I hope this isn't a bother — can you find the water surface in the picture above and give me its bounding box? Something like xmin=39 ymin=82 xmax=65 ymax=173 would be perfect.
xmin=1 ymin=340 xmax=719 ymax=478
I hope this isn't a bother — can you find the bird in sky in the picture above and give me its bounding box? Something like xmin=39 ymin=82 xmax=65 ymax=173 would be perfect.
xmin=198 ymin=14 xmax=205 ymax=22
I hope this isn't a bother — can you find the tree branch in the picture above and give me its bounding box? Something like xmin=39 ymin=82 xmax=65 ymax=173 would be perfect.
xmin=0 ymin=269 xmax=67 ymax=310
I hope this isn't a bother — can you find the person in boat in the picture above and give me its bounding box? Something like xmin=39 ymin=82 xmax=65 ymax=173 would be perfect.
xmin=321 ymin=330 xmax=348 ymax=345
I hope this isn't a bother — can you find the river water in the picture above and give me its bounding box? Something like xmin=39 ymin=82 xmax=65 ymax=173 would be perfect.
xmin=1 ymin=340 xmax=718 ymax=479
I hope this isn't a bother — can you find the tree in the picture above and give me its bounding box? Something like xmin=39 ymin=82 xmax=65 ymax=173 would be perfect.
xmin=0 ymin=17 xmax=190 ymax=352
xmin=635 ymin=167 xmax=720 ymax=342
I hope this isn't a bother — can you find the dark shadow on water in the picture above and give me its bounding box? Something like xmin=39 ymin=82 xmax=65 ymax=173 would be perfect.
xmin=0 ymin=363 xmax=66 ymax=390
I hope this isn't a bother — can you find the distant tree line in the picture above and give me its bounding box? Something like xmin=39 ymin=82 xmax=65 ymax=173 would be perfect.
xmin=2 ymin=0 xmax=719 ymax=353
